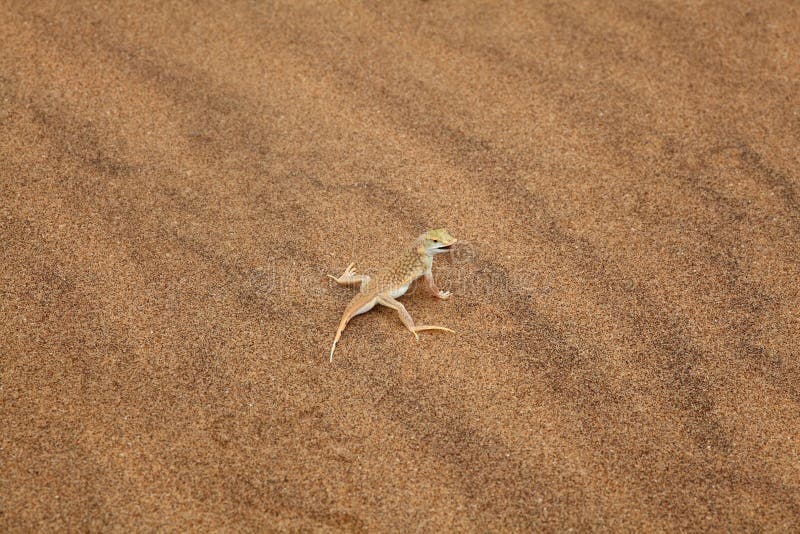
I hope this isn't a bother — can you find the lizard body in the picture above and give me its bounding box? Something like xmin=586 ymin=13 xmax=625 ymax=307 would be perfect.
xmin=327 ymin=228 xmax=457 ymax=361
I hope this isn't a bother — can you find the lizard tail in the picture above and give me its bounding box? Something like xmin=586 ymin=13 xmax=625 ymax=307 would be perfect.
xmin=329 ymin=295 xmax=368 ymax=362
xmin=329 ymin=334 xmax=339 ymax=362
xmin=330 ymin=328 xmax=344 ymax=362
xmin=329 ymin=319 xmax=348 ymax=362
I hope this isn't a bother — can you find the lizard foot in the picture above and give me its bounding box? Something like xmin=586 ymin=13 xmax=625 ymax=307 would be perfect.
xmin=328 ymin=262 xmax=360 ymax=284
xmin=412 ymin=325 xmax=455 ymax=338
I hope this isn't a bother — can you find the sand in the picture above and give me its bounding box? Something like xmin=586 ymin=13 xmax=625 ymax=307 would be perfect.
xmin=2 ymin=1 xmax=799 ymax=531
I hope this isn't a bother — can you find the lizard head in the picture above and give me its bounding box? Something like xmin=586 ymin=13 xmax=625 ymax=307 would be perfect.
xmin=420 ymin=228 xmax=457 ymax=256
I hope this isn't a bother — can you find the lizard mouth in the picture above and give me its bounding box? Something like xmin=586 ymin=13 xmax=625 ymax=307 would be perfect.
xmin=430 ymin=238 xmax=456 ymax=255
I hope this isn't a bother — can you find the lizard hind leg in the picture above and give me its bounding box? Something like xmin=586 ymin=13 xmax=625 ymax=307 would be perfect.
xmin=377 ymin=295 xmax=455 ymax=341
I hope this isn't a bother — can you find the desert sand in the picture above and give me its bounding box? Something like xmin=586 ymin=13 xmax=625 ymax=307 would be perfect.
xmin=2 ymin=1 xmax=799 ymax=531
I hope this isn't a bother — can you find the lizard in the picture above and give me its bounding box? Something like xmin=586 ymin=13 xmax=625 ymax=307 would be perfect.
xmin=327 ymin=228 xmax=457 ymax=362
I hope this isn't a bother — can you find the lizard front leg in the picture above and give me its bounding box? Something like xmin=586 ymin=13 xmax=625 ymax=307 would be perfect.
xmin=328 ymin=262 xmax=370 ymax=287
xmin=424 ymin=271 xmax=451 ymax=300
xmin=377 ymin=295 xmax=454 ymax=340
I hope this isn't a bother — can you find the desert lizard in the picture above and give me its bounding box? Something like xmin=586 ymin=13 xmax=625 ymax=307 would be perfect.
xmin=327 ymin=228 xmax=457 ymax=361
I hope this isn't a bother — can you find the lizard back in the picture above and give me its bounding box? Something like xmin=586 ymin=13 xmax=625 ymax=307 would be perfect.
xmin=361 ymin=246 xmax=428 ymax=294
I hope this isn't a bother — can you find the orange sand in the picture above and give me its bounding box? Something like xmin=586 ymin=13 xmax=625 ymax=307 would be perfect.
xmin=2 ymin=1 xmax=799 ymax=530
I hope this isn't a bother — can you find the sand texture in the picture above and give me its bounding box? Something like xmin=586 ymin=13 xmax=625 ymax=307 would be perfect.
xmin=2 ymin=1 xmax=799 ymax=531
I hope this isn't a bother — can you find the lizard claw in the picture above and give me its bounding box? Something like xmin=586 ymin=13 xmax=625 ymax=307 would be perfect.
xmin=329 ymin=262 xmax=358 ymax=284
xmin=437 ymin=290 xmax=451 ymax=300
